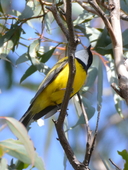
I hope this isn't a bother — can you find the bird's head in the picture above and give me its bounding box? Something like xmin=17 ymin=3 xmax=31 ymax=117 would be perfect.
xmin=75 ymin=45 xmax=93 ymax=71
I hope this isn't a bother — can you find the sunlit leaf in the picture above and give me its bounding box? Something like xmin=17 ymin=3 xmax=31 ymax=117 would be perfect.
xmin=0 ymin=139 xmax=45 ymax=170
xmin=0 ymin=158 xmax=8 ymax=170
xmin=118 ymin=150 xmax=128 ymax=170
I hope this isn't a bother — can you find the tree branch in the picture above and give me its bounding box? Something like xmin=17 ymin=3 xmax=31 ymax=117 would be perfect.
xmin=46 ymin=4 xmax=69 ymax=40
xmin=109 ymin=159 xmax=122 ymax=170
xmin=52 ymin=1 xmax=86 ymax=170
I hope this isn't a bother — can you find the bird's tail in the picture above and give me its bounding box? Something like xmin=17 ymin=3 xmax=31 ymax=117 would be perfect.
xmin=20 ymin=110 xmax=34 ymax=128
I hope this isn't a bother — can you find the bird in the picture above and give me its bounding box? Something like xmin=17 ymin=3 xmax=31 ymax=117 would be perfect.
xmin=20 ymin=46 xmax=93 ymax=127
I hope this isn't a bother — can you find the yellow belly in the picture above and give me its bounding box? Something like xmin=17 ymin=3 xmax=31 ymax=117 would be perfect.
xmin=31 ymin=59 xmax=87 ymax=114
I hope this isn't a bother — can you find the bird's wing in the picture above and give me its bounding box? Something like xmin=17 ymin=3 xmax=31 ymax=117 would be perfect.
xmin=30 ymin=57 xmax=68 ymax=104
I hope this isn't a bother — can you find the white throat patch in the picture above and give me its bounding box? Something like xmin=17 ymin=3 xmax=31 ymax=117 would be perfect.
xmin=75 ymin=50 xmax=89 ymax=66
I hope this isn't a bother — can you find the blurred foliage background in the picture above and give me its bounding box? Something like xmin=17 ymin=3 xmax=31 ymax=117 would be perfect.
xmin=0 ymin=0 xmax=128 ymax=170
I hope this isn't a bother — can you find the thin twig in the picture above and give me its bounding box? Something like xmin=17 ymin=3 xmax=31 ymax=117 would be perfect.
xmin=77 ymin=93 xmax=92 ymax=168
xmin=109 ymin=159 xmax=122 ymax=170
xmin=89 ymin=105 xmax=101 ymax=163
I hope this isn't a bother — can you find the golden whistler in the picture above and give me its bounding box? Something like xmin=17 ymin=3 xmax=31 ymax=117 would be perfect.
xmin=20 ymin=46 xmax=93 ymax=127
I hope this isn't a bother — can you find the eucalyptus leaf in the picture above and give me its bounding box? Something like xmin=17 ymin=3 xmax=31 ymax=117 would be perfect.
xmin=19 ymin=5 xmax=34 ymax=19
xmin=20 ymin=65 xmax=37 ymax=83
xmin=37 ymin=44 xmax=60 ymax=63
xmin=0 ymin=158 xmax=8 ymax=170
xmin=16 ymin=53 xmax=29 ymax=65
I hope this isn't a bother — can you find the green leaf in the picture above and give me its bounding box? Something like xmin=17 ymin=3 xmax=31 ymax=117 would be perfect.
xmin=28 ymin=39 xmax=51 ymax=72
xmin=1 ymin=117 xmax=35 ymax=165
xmin=37 ymin=44 xmax=59 ymax=63
xmin=16 ymin=53 xmax=29 ymax=65
xmin=118 ymin=150 xmax=128 ymax=170
xmin=20 ymin=65 xmax=37 ymax=83
xmin=4 ymin=60 xmax=13 ymax=89
xmin=0 ymin=24 xmax=24 ymax=51
xmin=0 ymin=29 xmax=15 ymax=47
xmin=15 ymin=161 xmax=29 ymax=170
xmin=11 ymin=26 xmax=24 ymax=51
